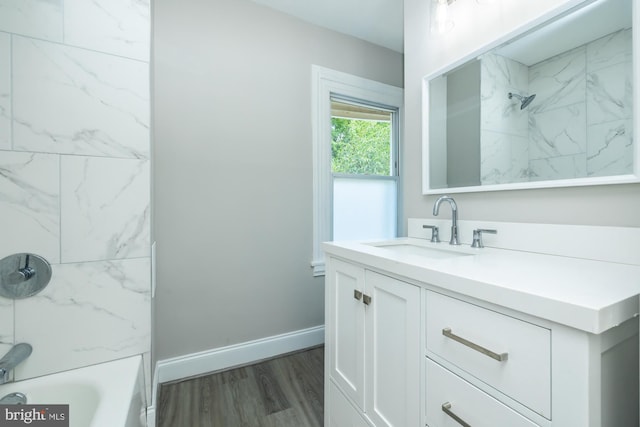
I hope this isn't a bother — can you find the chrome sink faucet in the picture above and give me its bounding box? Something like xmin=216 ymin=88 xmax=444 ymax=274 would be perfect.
xmin=0 ymin=343 xmax=32 ymax=384
xmin=433 ymin=195 xmax=460 ymax=245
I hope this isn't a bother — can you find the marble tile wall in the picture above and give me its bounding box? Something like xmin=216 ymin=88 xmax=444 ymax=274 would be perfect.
xmin=528 ymin=28 xmax=632 ymax=181
xmin=480 ymin=53 xmax=530 ymax=184
xmin=0 ymin=33 xmax=9 ymax=150
xmin=480 ymin=28 xmax=632 ymax=183
xmin=585 ymin=29 xmax=633 ymax=177
xmin=0 ymin=0 xmax=151 ymax=393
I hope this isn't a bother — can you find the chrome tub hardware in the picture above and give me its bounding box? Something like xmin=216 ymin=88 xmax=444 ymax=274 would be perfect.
xmin=0 ymin=343 xmax=33 ymax=384
xmin=422 ymin=225 xmax=441 ymax=243
xmin=0 ymin=253 xmax=51 ymax=299
xmin=0 ymin=392 xmax=27 ymax=405
xmin=442 ymin=327 xmax=508 ymax=362
xmin=471 ymin=229 xmax=497 ymax=249
xmin=432 ymin=196 xmax=460 ymax=245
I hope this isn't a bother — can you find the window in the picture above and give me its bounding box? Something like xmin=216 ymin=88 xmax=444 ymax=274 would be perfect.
xmin=331 ymin=99 xmax=398 ymax=242
xmin=311 ymin=66 xmax=403 ymax=275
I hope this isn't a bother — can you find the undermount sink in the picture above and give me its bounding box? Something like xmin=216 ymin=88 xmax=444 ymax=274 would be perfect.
xmin=368 ymin=241 xmax=475 ymax=259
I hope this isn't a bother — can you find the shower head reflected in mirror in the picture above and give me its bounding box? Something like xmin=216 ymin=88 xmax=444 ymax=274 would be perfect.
xmin=508 ymin=92 xmax=536 ymax=110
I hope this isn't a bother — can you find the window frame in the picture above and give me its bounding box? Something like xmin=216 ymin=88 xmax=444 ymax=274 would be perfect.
xmin=311 ymin=65 xmax=404 ymax=276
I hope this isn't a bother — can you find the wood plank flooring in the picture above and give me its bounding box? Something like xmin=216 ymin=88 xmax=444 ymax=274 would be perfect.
xmin=157 ymin=346 xmax=324 ymax=427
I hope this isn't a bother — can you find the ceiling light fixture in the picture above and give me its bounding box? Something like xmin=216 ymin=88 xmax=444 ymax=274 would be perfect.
xmin=432 ymin=0 xmax=455 ymax=35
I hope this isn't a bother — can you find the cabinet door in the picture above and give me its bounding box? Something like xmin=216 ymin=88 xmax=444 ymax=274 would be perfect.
xmin=329 ymin=380 xmax=371 ymax=427
xmin=327 ymin=258 xmax=366 ymax=410
xmin=364 ymin=271 xmax=421 ymax=427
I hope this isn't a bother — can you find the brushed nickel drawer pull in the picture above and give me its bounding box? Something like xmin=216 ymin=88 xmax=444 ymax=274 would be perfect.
xmin=442 ymin=402 xmax=471 ymax=427
xmin=354 ymin=290 xmax=363 ymax=301
xmin=442 ymin=327 xmax=508 ymax=362
xmin=363 ymin=294 xmax=372 ymax=305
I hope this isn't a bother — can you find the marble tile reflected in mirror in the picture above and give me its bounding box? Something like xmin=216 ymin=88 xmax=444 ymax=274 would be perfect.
xmin=425 ymin=0 xmax=637 ymax=192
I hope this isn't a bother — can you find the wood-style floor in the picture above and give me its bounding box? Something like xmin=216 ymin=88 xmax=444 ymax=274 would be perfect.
xmin=157 ymin=346 xmax=324 ymax=427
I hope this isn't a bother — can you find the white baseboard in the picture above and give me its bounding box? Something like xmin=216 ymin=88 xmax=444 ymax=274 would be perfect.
xmin=147 ymin=325 xmax=325 ymax=426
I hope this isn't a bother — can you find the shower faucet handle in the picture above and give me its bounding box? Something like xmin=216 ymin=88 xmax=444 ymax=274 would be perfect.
xmin=8 ymin=254 xmax=36 ymax=284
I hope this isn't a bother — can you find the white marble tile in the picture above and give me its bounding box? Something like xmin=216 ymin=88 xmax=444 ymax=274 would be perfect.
xmin=587 ymin=28 xmax=632 ymax=72
xmin=481 ymin=131 xmax=511 ymax=185
xmin=481 ymin=95 xmax=529 ymax=137
xmin=0 ymin=0 xmax=63 ymax=42
xmin=0 ymin=33 xmax=9 ymax=150
xmin=480 ymin=53 xmax=529 ymax=137
xmin=14 ymin=258 xmax=151 ymax=380
xmin=510 ymin=133 xmax=529 ymax=183
xmin=12 ymin=37 xmax=150 ymax=159
xmin=529 ymin=103 xmax=586 ymax=160
xmin=64 ymin=0 xmax=150 ymax=61
xmin=0 ymin=151 xmax=60 ymax=263
xmin=586 ymin=60 xmax=632 ymax=125
xmin=480 ymin=53 xmax=529 ymax=94
xmin=529 ymin=46 xmax=586 ymax=114
xmin=61 ymin=156 xmax=150 ymax=263
xmin=0 ymin=298 xmax=13 ymax=360
xmin=587 ymin=119 xmax=633 ymax=177
xmin=480 ymin=130 xmax=528 ymax=185
xmin=529 ymin=154 xmax=586 ymax=182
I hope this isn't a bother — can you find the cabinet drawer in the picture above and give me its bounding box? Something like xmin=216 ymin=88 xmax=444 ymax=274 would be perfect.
xmin=426 ymin=359 xmax=540 ymax=427
xmin=426 ymin=291 xmax=550 ymax=418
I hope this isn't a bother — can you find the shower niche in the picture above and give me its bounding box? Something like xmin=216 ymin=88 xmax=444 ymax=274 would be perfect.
xmin=423 ymin=0 xmax=637 ymax=192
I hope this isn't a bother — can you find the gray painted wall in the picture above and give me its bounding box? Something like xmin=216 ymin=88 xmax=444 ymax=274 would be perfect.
xmin=404 ymin=0 xmax=640 ymax=229
xmin=153 ymin=0 xmax=403 ymax=361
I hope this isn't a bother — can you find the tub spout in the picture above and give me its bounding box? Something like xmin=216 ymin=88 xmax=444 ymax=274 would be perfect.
xmin=0 ymin=343 xmax=32 ymax=384
xmin=0 ymin=392 xmax=27 ymax=405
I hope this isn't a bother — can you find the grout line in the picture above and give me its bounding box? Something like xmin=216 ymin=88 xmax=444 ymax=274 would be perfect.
xmin=9 ymin=33 xmax=13 ymax=151
xmin=59 ymin=154 xmax=63 ymax=264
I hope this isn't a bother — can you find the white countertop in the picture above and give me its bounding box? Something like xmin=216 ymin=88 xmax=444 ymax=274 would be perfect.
xmin=323 ymin=238 xmax=640 ymax=334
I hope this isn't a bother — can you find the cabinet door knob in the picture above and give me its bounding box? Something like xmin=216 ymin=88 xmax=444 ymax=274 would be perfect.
xmin=363 ymin=294 xmax=372 ymax=305
xmin=442 ymin=402 xmax=472 ymax=427
xmin=442 ymin=327 xmax=508 ymax=362
xmin=354 ymin=290 xmax=363 ymax=301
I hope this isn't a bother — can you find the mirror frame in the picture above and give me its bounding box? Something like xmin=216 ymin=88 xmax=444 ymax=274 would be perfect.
xmin=422 ymin=0 xmax=640 ymax=194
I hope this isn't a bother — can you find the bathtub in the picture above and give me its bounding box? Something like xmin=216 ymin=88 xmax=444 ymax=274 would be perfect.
xmin=0 ymin=355 xmax=146 ymax=427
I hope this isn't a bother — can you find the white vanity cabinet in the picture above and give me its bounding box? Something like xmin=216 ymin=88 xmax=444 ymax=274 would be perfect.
xmin=325 ymin=257 xmax=421 ymax=427
xmin=323 ymin=237 xmax=639 ymax=427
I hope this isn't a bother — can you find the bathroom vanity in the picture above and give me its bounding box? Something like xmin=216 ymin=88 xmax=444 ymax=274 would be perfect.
xmin=323 ymin=220 xmax=640 ymax=427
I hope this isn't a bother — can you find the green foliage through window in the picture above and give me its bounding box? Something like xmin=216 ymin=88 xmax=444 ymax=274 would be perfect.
xmin=331 ymin=117 xmax=392 ymax=175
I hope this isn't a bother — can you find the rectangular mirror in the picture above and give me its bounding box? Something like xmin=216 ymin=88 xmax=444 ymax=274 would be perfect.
xmin=423 ymin=0 xmax=639 ymax=193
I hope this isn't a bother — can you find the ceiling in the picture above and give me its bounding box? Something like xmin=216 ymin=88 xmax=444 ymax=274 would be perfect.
xmin=249 ymin=0 xmax=404 ymax=53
